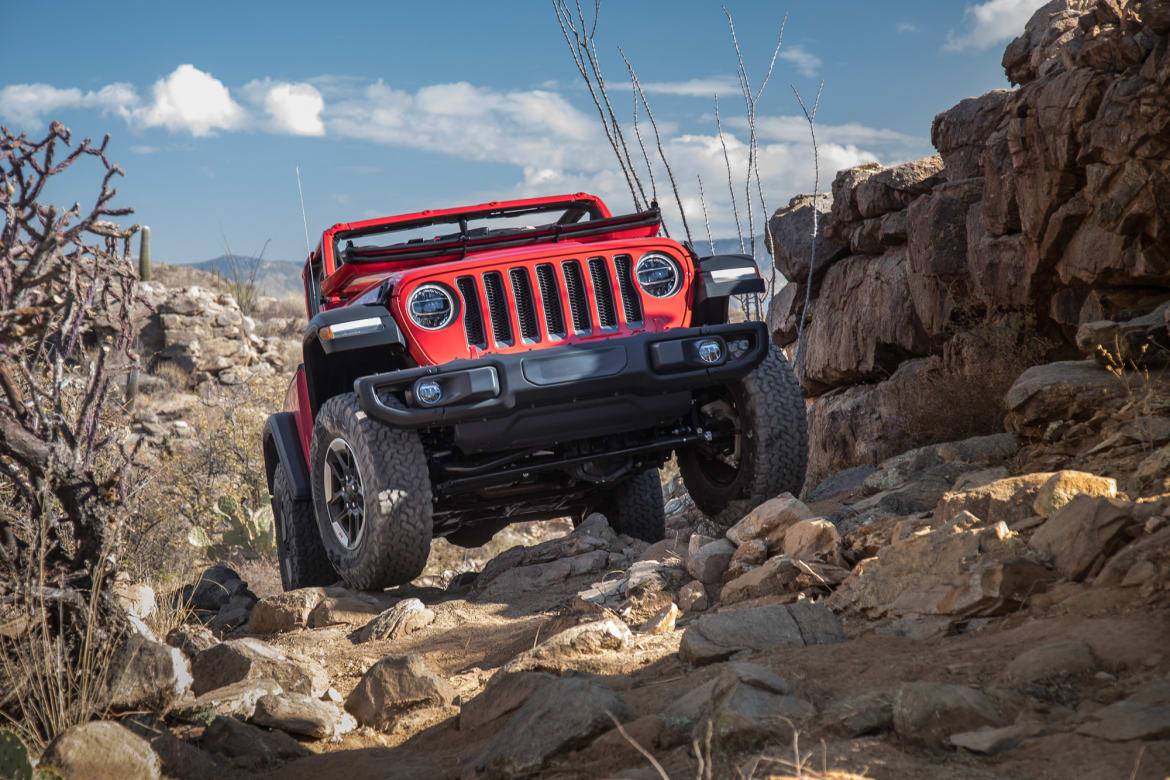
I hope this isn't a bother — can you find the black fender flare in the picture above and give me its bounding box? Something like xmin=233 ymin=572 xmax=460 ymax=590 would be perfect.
xmin=692 ymin=254 xmax=766 ymax=325
xmin=262 ymin=412 xmax=311 ymax=501
xmin=302 ymin=303 xmax=406 ymax=356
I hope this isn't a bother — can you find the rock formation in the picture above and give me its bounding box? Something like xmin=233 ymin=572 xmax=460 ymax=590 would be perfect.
xmin=768 ymin=0 xmax=1170 ymax=489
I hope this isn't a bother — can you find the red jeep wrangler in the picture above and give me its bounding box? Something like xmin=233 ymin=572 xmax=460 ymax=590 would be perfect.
xmin=262 ymin=193 xmax=807 ymax=591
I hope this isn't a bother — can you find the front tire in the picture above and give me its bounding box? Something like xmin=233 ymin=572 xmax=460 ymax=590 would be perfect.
xmin=679 ymin=345 xmax=808 ymax=527
xmin=590 ymin=467 xmax=666 ymax=543
xmin=310 ymin=393 xmax=433 ymax=590
xmin=272 ymin=466 xmax=337 ymax=591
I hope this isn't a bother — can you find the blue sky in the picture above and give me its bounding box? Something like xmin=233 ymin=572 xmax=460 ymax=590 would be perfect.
xmin=1 ymin=0 xmax=1045 ymax=263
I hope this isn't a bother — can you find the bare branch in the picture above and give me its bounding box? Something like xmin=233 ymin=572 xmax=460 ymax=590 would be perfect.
xmin=714 ymin=94 xmax=744 ymax=253
xmin=792 ymin=79 xmax=826 ymax=370
xmin=620 ymin=48 xmax=692 ymax=245
xmin=551 ymin=0 xmax=646 ymax=210
xmin=696 ymin=175 xmax=715 ymax=255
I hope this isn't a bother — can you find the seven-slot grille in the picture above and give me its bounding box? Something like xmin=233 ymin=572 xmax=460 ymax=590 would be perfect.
xmin=454 ymin=255 xmax=649 ymax=350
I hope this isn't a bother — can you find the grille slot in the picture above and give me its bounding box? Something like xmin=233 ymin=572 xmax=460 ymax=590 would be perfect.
xmin=482 ymin=271 xmax=512 ymax=345
xmin=509 ymin=268 xmax=540 ymax=342
xmin=535 ymin=264 xmax=566 ymax=338
xmin=588 ymin=257 xmax=617 ymax=329
xmin=562 ymin=261 xmax=591 ymax=333
xmin=613 ymin=255 xmax=642 ymax=324
xmin=456 ymin=277 xmax=485 ymax=348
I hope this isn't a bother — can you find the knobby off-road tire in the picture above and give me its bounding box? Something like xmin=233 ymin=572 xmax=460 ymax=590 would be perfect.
xmin=679 ymin=344 xmax=808 ymax=527
xmin=591 ymin=467 xmax=666 ymax=543
xmin=272 ymin=466 xmax=337 ymax=591
xmin=310 ymin=393 xmax=432 ymax=590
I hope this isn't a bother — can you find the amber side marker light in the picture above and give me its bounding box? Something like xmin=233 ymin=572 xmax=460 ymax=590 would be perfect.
xmin=320 ymin=317 xmax=386 ymax=341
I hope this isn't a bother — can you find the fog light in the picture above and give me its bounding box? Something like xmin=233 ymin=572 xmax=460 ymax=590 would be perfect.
xmin=696 ymin=339 xmax=723 ymax=364
xmin=415 ymin=379 xmax=443 ymax=406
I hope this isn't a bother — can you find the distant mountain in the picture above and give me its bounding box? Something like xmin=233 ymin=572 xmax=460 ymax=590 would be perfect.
xmin=190 ymin=255 xmax=303 ymax=298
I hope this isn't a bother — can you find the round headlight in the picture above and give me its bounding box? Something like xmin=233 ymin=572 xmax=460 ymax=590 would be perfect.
xmin=407 ymin=284 xmax=456 ymax=330
xmin=635 ymin=253 xmax=681 ymax=298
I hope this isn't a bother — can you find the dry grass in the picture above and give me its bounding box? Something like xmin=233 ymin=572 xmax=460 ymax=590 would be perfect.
xmin=0 ymin=553 xmax=117 ymax=751
xmin=901 ymin=314 xmax=1057 ymax=444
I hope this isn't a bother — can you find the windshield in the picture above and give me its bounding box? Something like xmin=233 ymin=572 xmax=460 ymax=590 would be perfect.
xmin=336 ymin=200 xmax=602 ymax=264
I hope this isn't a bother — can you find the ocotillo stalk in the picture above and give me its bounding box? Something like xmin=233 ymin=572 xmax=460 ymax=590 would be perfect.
xmin=138 ymin=225 xmax=152 ymax=281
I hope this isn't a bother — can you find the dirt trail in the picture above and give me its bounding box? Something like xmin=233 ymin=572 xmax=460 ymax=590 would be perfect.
xmin=232 ymin=497 xmax=1170 ymax=780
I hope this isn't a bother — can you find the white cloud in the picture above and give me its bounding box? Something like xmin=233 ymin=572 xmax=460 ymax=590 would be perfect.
xmin=327 ymin=81 xmax=600 ymax=170
xmin=612 ymin=76 xmax=740 ymax=98
xmin=743 ymin=115 xmax=922 ymax=147
xmin=897 ymin=21 xmax=919 ymax=34
xmin=242 ymin=79 xmax=325 ymax=136
xmin=0 ymin=65 xmax=917 ymax=242
xmin=944 ymin=0 xmax=1047 ymax=52
xmin=779 ymin=45 xmax=822 ymax=78
xmin=136 ymin=64 xmax=245 ymax=136
xmin=0 ymin=82 xmax=138 ymax=126
xmin=130 ymin=145 xmax=159 ymax=154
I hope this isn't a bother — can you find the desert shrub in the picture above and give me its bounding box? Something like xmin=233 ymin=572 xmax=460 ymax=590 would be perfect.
xmin=125 ymin=377 xmax=285 ymax=581
xmin=901 ymin=313 xmax=1058 ymax=443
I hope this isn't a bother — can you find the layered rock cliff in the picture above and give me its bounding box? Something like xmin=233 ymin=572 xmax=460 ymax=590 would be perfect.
xmin=768 ymin=0 xmax=1170 ymax=489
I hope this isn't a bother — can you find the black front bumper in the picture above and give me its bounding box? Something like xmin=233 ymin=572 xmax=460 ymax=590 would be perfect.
xmin=354 ymin=321 xmax=768 ymax=430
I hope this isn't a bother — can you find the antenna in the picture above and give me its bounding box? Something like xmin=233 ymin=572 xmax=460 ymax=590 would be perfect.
xmin=296 ymin=166 xmax=319 ymax=313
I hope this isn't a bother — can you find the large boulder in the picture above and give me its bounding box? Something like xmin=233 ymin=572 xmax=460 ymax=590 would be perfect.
xmin=767 ymin=193 xmax=848 ymax=285
xmin=460 ymin=671 xmax=557 ymax=731
xmin=1029 ymin=495 xmax=1137 ymax=580
xmin=41 ymin=721 xmax=161 ymax=780
xmin=352 ymin=598 xmax=435 ymax=643
xmin=804 ymin=358 xmax=937 ymax=490
xmin=1004 ymin=360 xmax=1124 ymax=435
xmin=931 ymin=91 xmax=1011 ymax=181
xmin=767 ymin=281 xmax=808 ymax=347
xmin=830 ymin=512 xmax=1052 ymax=620
xmin=468 ymin=677 xmax=629 ymax=778
xmin=191 ymin=638 xmax=328 ymax=697
xmin=719 ymin=555 xmax=848 ymax=605
xmin=679 ymin=602 xmax=844 ymax=665
xmin=795 ymin=251 xmax=930 ymax=394
xmin=906 ymin=178 xmax=985 ymax=340
xmin=344 ymin=654 xmax=455 ymax=729
xmin=201 ymin=714 xmax=309 ymax=770
xmin=1075 ymin=681 xmax=1170 ymax=741
xmin=686 ymin=538 xmax=736 ymax=584
xmin=247 ymin=588 xmax=325 ymax=634
xmin=108 ymin=634 xmax=193 ymax=712
xmin=854 ymin=156 xmax=944 ymax=218
xmin=1002 ymin=0 xmax=1098 ymax=86
xmin=662 ymin=662 xmax=814 ymax=745
xmin=184 ymin=565 xmax=251 ymax=612
xmin=893 ymin=682 xmax=1005 ymax=747
xmin=503 ymin=618 xmax=632 ymax=675
xmin=1032 ymin=470 xmax=1117 ymax=517
xmin=827 ymin=163 xmax=884 ymax=242
xmin=726 ymin=494 xmax=814 ymax=548
xmin=1076 ymin=302 xmax=1170 ymax=366
xmin=935 ymin=473 xmax=1056 ymax=526
xmin=252 ymin=692 xmax=355 ymax=740
xmin=172 ymin=678 xmax=283 ymax=723
xmin=1004 ymin=639 xmax=1097 ymax=685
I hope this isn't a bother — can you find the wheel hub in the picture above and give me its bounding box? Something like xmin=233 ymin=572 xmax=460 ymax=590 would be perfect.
xmin=323 ymin=437 xmax=366 ymax=549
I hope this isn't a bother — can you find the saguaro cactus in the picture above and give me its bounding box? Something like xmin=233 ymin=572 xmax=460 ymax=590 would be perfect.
xmin=138 ymin=224 xmax=152 ymax=281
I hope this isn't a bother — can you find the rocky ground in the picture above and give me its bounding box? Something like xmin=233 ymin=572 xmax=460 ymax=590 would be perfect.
xmin=44 ymin=339 xmax=1170 ymax=778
